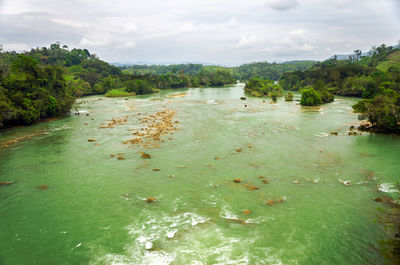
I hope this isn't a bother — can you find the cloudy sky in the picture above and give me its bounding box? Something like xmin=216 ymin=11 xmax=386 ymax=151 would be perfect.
xmin=0 ymin=0 xmax=399 ymax=65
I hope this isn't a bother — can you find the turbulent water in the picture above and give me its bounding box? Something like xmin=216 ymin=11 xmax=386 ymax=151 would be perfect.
xmin=1 ymin=83 xmax=400 ymax=265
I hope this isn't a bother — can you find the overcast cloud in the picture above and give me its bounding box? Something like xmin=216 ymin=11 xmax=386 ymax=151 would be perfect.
xmin=0 ymin=0 xmax=399 ymax=65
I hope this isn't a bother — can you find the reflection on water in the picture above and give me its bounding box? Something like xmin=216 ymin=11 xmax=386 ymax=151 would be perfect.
xmin=0 ymin=83 xmax=399 ymax=265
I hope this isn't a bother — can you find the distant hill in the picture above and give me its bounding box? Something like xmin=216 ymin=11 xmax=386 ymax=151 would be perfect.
xmin=330 ymin=44 xmax=400 ymax=61
xmin=376 ymin=50 xmax=400 ymax=71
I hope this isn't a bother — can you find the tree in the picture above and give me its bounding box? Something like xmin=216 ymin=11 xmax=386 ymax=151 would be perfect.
xmin=300 ymin=88 xmax=322 ymax=106
xmin=363 ymin=95 xmax=399 ymax=132
xmin=285 ymin=91 xmax=294 ymax=101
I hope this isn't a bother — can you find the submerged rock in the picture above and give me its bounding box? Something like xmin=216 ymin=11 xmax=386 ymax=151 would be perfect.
xmin=0 ymin=182 xmax=13 ymax=186
xmin=152 ymin=169 xmax=160 ymax=171
xmin=146 ymin=197 xmax=156 ymax=203
xmin=248 ymin=186 xmax=259 ymax=190
xmin=243 ymin=209 xmax=251 ymax=215
xmin=88 ymin=139 xmax=96 ymax=142
xmin=233 ymin=178 xmax=242 ymax=183
xmin=117 ymin=157 xmax=125 ymax=160
xmin=358 ymin=121 xmax=372 ymax=131
xmin=240 ymin=97 xmax=247 ymax=100
xmin=266 ymin=199 xmax=274 ymax=206
xmin=339 ymin=179 xmax=351 ymax=186
xmin=374 ymin=196 xmax=395 ymax=206
xmin=236 ymin=148 xmax=242 ymax=152
xmin=277 ymin=197 xmax=286 ymax=203
xmin=262 ymin=179 xmax=270 ymax=184
xmin=331 ymin=131 xmax=338 ymax=135
xmin=36 ymin=185 xmax=48 ymax=190
xmin=141 ymin=153 xmax=151 ymax=159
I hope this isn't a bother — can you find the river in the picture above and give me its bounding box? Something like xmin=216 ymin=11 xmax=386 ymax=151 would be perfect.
xmin=1 ymin=83 xmax=399 ymax=264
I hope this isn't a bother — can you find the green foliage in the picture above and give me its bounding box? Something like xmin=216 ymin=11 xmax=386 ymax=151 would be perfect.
xmin=300 ymin=88 xmax=322 ymax=106
xmin=0 ymin=52 xmax=75 ymax=128
xmin=125 ymin=79 xmax=155 ymax=95
xmin=244 ymin=77 xmax=283 ymax=99
xmin=122 ymin=64 xmax=236 ymax=89
xmin=354 ymin=95 xmax=400 ymax=133
xmin=235 ymin=61 xmax=316 ymax=81
xmin=270 ymin=92 xmax=278 ymax=102
xmin=319 ymin=90 xmax=334 ymax=104
xmin=124 ymin=66 xmax=235 ymax=90
xmin=105 ymin=89 xmax=135 ymax=98
xmin=285 ymin=91 xmax=294 ymax=101
xmin=122 ymin=63 xmax=204 ymax=75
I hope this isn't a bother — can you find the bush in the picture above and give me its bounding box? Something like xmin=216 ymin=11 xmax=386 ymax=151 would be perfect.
xmin=250 ymin=91 xmax=263 ymax=97
xmin=105 ymin=89 xmax=135 ymax=98
xmin=320 ymin=90 xmax=334 ymax=103
xmin=364 ymin=95 xmax=400 ymax=132
xmin=285 ymin=91 xmax=294 ymax=101
xmin=125 ymin=79 xmax=155 ymax=95
xmin=270 ymin=92 xmax=278 ymax=102
xmin=300 ymin=88 xmax=322 ymax=106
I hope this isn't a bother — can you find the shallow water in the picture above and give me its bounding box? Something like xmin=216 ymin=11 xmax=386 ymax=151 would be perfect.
xmin=1 ymin=83 xmax=399 ymax=265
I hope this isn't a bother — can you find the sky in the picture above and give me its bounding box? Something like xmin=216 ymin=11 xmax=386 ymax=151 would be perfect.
xmin=0 ymin=0 xmax=399 ymax=65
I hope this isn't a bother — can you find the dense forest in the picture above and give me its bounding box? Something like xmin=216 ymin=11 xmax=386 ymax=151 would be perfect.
xmin=234 ymin=60 xmax=316 ymax=81
xmin=280 ymin=44 xmax=400 ymax=133
xmin=122 ymin=60 xmax=316 ymax=81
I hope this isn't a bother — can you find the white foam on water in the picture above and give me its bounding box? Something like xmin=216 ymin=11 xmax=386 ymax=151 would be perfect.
xmin=166 ymin=230 xmax=177 ymax=239
xmin=96 ymin=251 xmax=175 ymax=265
xmin=379 ymin=183 xmax=399 ymax=193
xmin=52 ymin=125 xmax=72 ymax=131
xmin=220 ymin=206 xmax=239 ymax=220
xmin=91 ymin=203 xmax=281 ymax=264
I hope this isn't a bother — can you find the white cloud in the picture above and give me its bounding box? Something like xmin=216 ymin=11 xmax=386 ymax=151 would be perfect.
xmin=118 ymin=41 xmax=136 ymax=49
xmin=227 ymin=17 xmax=238 ymax=27
xmin=50 ymin=18 xmax=87 ymax=28
xmin=122 ymin=22 xmax=138 ymax=33
xmin=237 ymin=35 xmax=258 ymax=48
xmin=3 ymin=42 xmax=30 ymax=51
xmin=264 ymin=0 xmax=300 ymax=11
xmin=79 ymin=38 xmax=108 ymax=48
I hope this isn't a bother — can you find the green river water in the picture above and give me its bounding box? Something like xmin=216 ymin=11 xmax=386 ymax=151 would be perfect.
xmin=1 ymin=83 xmax=400 ymax=265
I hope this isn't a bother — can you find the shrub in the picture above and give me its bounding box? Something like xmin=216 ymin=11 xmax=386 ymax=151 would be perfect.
xmin=300 ymin=88 xmax=322 ymax=106
xmin=285 ymin=91 xmax=294 ymax=101
xmin=320 ymin=90 xmax=334 ymax=103
xmin=105 ymin=89 xmax=135 ymax=98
